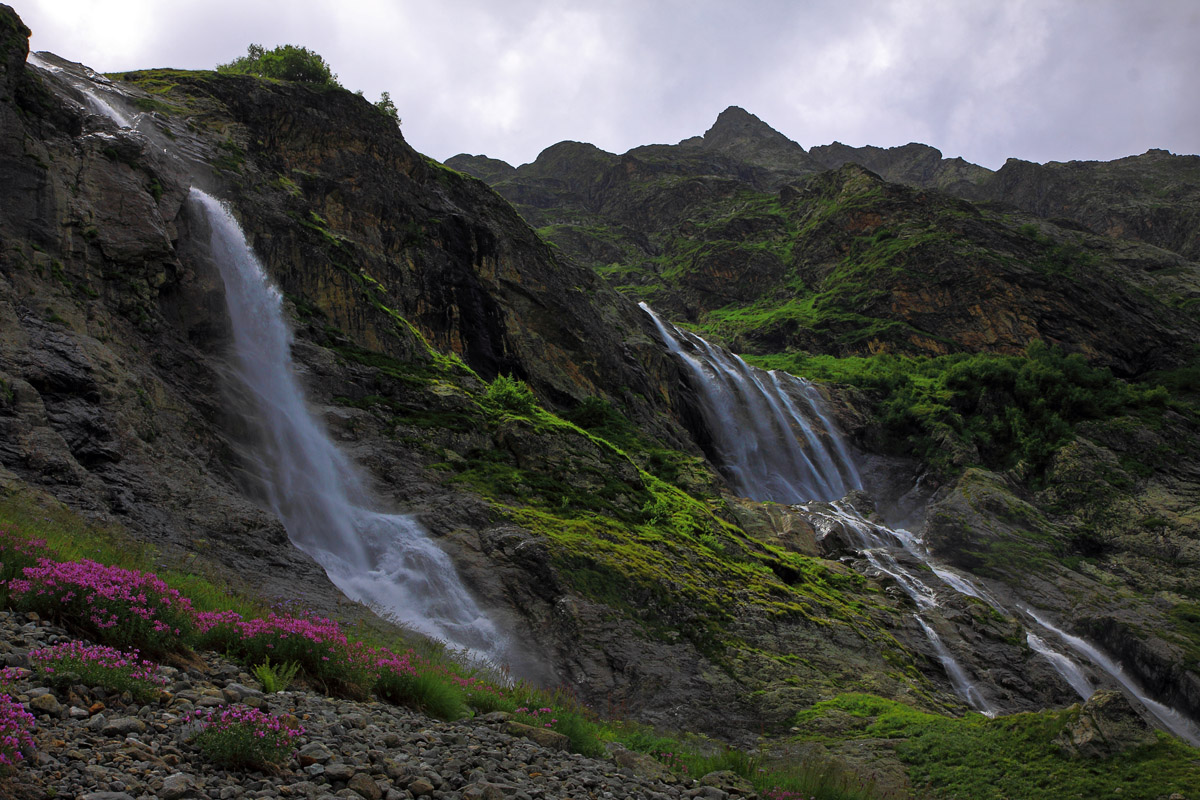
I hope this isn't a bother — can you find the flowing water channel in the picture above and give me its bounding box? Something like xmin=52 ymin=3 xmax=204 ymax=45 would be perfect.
xmin=643 ymin=305 xmax=1200 ymax=742
xmin=190 ymin=189 xmax=505 ymax=664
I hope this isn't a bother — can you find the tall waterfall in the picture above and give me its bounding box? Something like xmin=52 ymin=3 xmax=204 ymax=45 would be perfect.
xmin=644 ymin=304 xmax=1200 ymax=740
xmin=191 ymin=188 xmax=504 ymax=662
xmin=641 ymin=303 xmax=861 ymax=503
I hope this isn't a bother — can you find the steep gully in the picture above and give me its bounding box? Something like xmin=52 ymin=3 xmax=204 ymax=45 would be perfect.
xmin=30 ymin=54 xmax=1200 ymax=744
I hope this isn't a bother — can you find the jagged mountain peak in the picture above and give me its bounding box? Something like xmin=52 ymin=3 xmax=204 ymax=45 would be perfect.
xmin=702 ymin=105 xmax=790 ymax=143
xmin=689 ymin=105 xmax=823 ymax=180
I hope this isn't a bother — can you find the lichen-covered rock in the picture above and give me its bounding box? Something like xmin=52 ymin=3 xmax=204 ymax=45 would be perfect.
xmin=1056 ymin=690 xmax=1159 ymax=759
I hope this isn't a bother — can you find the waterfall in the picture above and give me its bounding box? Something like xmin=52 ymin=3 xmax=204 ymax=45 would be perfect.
xmin=915 ymin=616 xmax=996 ymax=716
xmin=1024 ymin=609 xmax=1200 ymax=744
xmin=190 ymin=188 xmax=504 ymax=663
xmin=28 ymin=53 xmax=135 ymax=129
xmin=642 ymin=305 xmax=1200 ymax=738
xmin=641 ymin=303 xmax=860 ymax=503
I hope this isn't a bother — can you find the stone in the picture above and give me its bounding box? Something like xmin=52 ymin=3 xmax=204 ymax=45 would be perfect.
xmin=347 ymin=773 xmax=383 ymax=800
xmin=324 ymin=762 xmax=356 ymax=782
xmin=408 ymin=779 xmax=435 ymax=797
xmin=161 ymin=772 xmax=196 ymax=800
xmin=102 ymin=717 xmax=147 ymax=736
xmin=609 ymin=746 xmax=675 ymax=783
xmin=298 ymin=741 xmax=336 ymax=766
xmin=699 ymin=770 xmax=754 ymax=795
xmin=461 ymin=783 xmax=509 ymax=800
xmin=28 ymin=692 xmax=63 ymax=716
xmin=1056 ymin=690 xmax=1159 ymax=759
xmin=504 ymin=721 xmax=571 ymax=751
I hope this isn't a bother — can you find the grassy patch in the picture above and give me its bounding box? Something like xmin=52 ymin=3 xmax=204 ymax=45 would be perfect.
xmin=792 ymin=694 xmax=1200 ymax=800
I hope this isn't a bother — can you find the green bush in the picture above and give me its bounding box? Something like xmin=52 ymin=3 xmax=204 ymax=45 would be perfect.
xmin=252 ymin=656 xmax=300 ymax=693
xmin=218 ymin=44 xmax=339 ymax=86
xmin=484 ymin=374 xmax=538 ymax=415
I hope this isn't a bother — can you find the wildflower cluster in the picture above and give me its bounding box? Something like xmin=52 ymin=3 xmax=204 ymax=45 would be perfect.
xmin=0 ymin=694 xmax=35 ymax=775
xmin=514 ymin=706 xmax=560 ymax=730
xmin=652 ymin=749 xmax=689 ymax=775
xmin=0 ymin=528 xmax=46 ymax=605
xmin=30 ymin=642 xmax=166 ymax=702
xmin=7 ymin=559 xmax=194 ymax=655
xmin=187 ymin=704 xmax=304 ymax=769
xmin=195 ymin=611 xmax=373 ymax=690
xmin=455 ymin=675 xmax=509 ymax=714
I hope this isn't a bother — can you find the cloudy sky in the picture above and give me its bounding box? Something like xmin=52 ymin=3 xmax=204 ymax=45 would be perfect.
xmin=15 ymin=0 xmax=1200 ymax=170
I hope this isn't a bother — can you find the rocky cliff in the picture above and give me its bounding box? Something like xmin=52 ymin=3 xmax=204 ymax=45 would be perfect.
xmin=0 ymin=6 xmax=1003 ymax=741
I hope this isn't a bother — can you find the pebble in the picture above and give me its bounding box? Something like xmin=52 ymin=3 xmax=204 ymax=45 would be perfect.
xmin=0 ymin=611 xmax=730 ymax=800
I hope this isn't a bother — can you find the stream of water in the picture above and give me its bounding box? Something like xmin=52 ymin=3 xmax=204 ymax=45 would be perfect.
xmin=643 ymin=304 xmax=1200 ymax=741
xmin=190 ymin=188 xmax=504 ymax=664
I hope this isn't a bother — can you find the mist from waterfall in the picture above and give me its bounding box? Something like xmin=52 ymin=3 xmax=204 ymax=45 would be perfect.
xmin=190 ymin=188 xmax=505 ymax=664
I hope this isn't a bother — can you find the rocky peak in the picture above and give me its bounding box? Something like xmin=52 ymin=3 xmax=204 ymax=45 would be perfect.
xmin=810 ymin=140 xmax=993 ymax=192
xmin=445 ymin=153 xmax=516 ymax=183
xmin=697 ymin=105 xmax=823 ymax=180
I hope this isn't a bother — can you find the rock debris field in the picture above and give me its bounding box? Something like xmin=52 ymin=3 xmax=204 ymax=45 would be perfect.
xmin=0 ymin=611 xmax=748 ymax=800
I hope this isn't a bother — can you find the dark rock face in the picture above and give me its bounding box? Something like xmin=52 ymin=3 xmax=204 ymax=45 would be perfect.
xmin=966 ymin=151 xmax=1200 ymax=261
xmin=809 ymin=141 xmax=993 ymax=193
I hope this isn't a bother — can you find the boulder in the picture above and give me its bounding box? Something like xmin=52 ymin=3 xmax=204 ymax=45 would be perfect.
xmin=1055 ymin=691 xmax=1158 ymax=759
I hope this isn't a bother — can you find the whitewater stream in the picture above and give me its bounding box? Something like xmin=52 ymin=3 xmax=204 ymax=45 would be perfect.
xmin=190 ymin=189 xmax=505 ymax=664
xmin=644 ymin=304 xmax=1200 ymax=742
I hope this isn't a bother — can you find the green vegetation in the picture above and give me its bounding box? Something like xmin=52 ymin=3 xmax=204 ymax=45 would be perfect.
xmin=0 ymin=491 xmax=886 ymax=798
xmin=614 ymin=722 xmax=877 ymax=800
xmin=374 ymin=90 xmax=400 ymax=125
xmin=217 ymin=43 xmax=340 ymax=87
xmin=484 ymin=374 xmax=538 ymax=414
xmin=252 ymin=656 xmax=300 ymax=693
xmin=747 ymin=342 xmax=1170 ymax=478
xmin=792 ymin=694 xmax=1200 ymax=800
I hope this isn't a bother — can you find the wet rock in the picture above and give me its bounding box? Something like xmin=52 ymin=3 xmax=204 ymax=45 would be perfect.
xmin=347 ymin=773 xmax=383 ymax=800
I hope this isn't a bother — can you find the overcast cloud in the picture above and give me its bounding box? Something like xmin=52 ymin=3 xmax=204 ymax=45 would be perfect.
xmin=15 ymin=0 xmax=1200 ymax=170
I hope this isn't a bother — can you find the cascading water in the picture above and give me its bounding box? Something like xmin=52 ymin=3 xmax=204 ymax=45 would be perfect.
xmin=644 ymin=303 xmax=1200 ymax=740
xmin=1024 ymin=609 xmax=1200 ymax=744
xmin=190 ymin=188 xmax=505 ymax=664
xmin=640 ymin=302 xmax=860 ymax=503
xmin=28 ymin=53 xmax=136 ymax=129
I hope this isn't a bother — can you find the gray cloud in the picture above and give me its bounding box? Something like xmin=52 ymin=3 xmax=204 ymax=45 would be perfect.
xmin=16 ymin=0 xmax=1200 ymax=169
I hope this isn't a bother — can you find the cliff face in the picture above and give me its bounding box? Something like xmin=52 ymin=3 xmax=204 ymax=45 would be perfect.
xmin=450 ymin=101 xmax=1200 ymax=731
